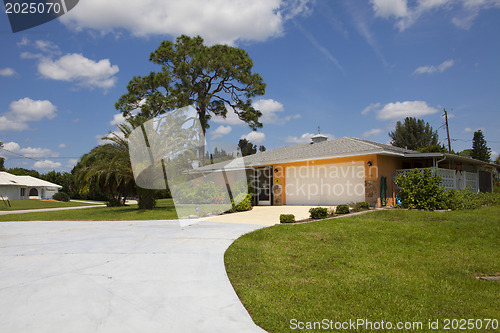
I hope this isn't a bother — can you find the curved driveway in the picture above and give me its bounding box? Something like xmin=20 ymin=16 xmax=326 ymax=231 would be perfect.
xmin=0 ymin=220 xmax=266 ymax=332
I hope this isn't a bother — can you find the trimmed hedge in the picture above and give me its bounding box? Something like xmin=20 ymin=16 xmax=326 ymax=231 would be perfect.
xmin=335 ymin=204 xmax=350 ymax=214
xmin=309 ymin=207 xmax=328 ymax=219
xmin=52 ymin=192 xmax=70 ymax=202
xmin=354 ymin=201 xmax=370 ymax=212
xmin=280 ymin=214 xmax=295 ymax=224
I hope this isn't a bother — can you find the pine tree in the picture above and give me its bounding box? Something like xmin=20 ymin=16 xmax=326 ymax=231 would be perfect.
xmin=471 ymin=130 xmax=491 ymax=162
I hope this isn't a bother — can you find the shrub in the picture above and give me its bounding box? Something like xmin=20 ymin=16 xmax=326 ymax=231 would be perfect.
xmin=335 ymin=204 xmax=350 ymax=214
xmin=353 ymin=201 xmax=370 ymax=212
xmin=309 ymin=207 xmax=328 ymax=219
xmin=52 ymin=192 xmax=70 ymax=202
xmin=233 ymin=193 xmax=253 ymax=212
xmin=444 ymin=190 xmax=500 ymax=210
xmin=394 ymin=169 xmax=446 ymax=211
xmin=226 ymin=193 xmax=253 ymax=213
xmin=280 ymin=214 xmax=295 ymax=223
xmin=106 ymin=197 xmax=124 ymax=207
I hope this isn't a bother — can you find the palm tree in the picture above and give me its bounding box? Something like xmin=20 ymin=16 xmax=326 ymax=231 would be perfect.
xmin=73 ymin=117 xmax=157 ymax=208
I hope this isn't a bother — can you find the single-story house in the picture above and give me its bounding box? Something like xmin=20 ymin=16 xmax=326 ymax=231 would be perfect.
xmin=0 ymin=171 xmax=62 ymax=200
xmin=196 ymin=136 xmax=495 ymax=207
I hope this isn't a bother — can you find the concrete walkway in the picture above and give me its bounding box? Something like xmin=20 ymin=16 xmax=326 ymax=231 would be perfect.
xmin=0 ymin=220 xmax=266 ymax=333
xmin=200 ymin=205 xmax=335 ymax=225
xmin=0 ymin=204 xmax=106 ymax=215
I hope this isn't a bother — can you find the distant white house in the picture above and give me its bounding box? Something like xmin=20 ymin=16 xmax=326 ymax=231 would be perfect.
xmin=0 ymin=172 xmax=62 ymax=200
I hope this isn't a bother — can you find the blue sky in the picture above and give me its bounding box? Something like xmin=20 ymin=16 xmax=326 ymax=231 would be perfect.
xmin=1 ymin=0 xmax=499 ymax=172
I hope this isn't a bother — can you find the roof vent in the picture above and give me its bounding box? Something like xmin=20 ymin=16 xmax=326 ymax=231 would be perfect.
xmin=311 ymin=134 xmax=328 ymax=144
xmin=311 ymin=127 xmax=328 ymax=144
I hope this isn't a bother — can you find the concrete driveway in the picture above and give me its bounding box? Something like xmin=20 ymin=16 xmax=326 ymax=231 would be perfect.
xmin=200 ymin=205 xmax=335 ymax=225
xmin=0 ymin=220 xmax=266 ymax=333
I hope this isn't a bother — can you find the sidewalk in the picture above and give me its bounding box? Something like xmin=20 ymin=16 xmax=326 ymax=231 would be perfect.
xmin=0 ymin=204 xmax=106 ymax=216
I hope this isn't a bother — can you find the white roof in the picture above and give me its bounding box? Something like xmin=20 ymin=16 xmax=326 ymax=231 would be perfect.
xmin=0 ymin=172 xmax=62 ymax=189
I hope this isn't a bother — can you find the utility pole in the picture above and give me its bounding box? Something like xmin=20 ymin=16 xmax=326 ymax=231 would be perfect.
xmin=443 ymin=108 xmax=451 ymax=153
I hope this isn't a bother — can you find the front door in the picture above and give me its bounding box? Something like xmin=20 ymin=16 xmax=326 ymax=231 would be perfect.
xmin=255 ymin=166 xmax=272 ymax=205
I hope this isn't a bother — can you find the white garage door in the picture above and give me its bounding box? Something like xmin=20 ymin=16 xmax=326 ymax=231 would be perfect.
xmin=285 ymin=162 xmax=365 ymax=205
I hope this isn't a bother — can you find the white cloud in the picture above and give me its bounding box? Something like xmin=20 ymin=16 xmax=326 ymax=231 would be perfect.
xmin=58 ymin=143 xmax=67 ymax=149
xmin=376 ymin=101 xmax=439 ymax=120
xmin=361 ymin=102 xmax=381 ymax=115
xmin=370 ymin=0 xmax=408 ymax=18
xmin=60 ymin=0 xmax=313 ymax=45
xmin=210 ymin=125 xmax=232 ymax=139
xmin=371 ymin=0 xmax=500 ymax=31
xmin=38 ymin=53 xmax=119 ymax=90
xmin=285 ymin=132 xmax=335 ymax=144
xmin=462 ymin=127 xmax=486 ymax=134
xmin=362 ymin=128 xmax=384 ymax=137
xmin=413 ymin=59 xmax=454 ymax=75
xmin=0 ymin=67 xmax=16 ymax=76
xmin=2 ymin=142 xmax=21 ymax=152
xmin=34 ymin=40 xmax=61 ymax=54
xmin=241 ymin=131 xmax=266 ymax=144
xmin=1 ymin=141 xmax=59 ymax=160
xmin=34 ymin=160 xmax=62 ymax=169
xmin=0 ymin=98 xmax=57 ymax=131
xmin=110 ymin=113 xmax=126 ymax=126
xmin=213 ymin=99 xmax=299 ymax=126
xmin=19 ymin=147 xmax=59 ymax=159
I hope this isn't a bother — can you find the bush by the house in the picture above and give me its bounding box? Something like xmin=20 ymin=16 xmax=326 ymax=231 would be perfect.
xmin=335 ymin=204 xmax=350 ymax=214
xmin=52 ymin=192 xmax=70 ymax=202
xmin=444 ymin=189 xmax=500 ymax=210
xmin=394 ymin=169 xmax=446 ymax=211
xmin=280 ymin=214 xmax=295 ymax=223
xmin=353 ymin=201 xmax=370 ymax=212
xmin=226 ymin=193 xmax=253 ymax=213
xmin=107 ymin=197 xmax=124 ymax=207
xmin=309 ymin=207 xmax=328 ymax=219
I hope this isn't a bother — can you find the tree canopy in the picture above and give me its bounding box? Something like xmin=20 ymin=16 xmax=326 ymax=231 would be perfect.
xmin=238 ymin=139 xmax=257 ymax=156
xmin=471 ymin=130 xmax=491 ymax=162
xmin=389 ymin=117 xmax=439 ymax=151
xmin=116 ymin=35 xmax=266 ymax=132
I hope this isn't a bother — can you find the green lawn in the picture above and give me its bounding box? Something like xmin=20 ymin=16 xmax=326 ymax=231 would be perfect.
xmin=0 ymin=199 xmax=98 ymax=211
xmin=225 ymin=206 xmax=500 ymax=333
xmin=0 ymin=199 xmax=178 ymax=221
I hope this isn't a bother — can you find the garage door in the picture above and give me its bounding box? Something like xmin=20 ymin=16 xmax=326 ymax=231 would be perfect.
xmin=285 ymin=162 xmax=365 ymax=205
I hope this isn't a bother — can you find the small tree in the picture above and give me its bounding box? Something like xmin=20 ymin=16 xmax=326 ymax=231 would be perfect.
xmin=238 ymin=139 xmax=257 ymax=156
xmin=395 ymin=169 xmax=446 ymax=210
xmin=258 ymin=145 xmax=266 ymax=152
xmin=389 ymin=117 xmax=439 ymax=151
xmin=471 ymin=130 xmax=491 ymax=162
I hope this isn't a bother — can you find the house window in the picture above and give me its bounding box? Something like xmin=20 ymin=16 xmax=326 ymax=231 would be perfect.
xmin=20 ymin=188 xmax=25 ymax=197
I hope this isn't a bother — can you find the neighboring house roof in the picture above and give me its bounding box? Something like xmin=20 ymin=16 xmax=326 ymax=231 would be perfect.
xmin=0 ymin=172 xmax=62 ymax=189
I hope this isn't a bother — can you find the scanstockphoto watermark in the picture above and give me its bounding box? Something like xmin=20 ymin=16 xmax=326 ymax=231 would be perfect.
xmin=289 ymin=318 xmax=499 ymax=331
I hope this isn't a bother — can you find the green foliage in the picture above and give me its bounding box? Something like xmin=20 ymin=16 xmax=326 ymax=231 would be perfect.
xmin=52 ymin=192 xmax=70 ymax=202
xmin=116 ymin=35 xmax=266 ymax=132
xmin=42 ymin=171 xmax=74 ymax=196
xmin=7 ymin=167 xmax=40 ymax=178
xmin=335 ymin=204 xmax=350 ymax=214
xmin=444 ymin=190 xmax=500 ymax=210
xmin=394 ymin=169 xmax=446 ymax=211
xmin=280 ymin=214 xmax=295 ymax=224
xmin=0 ymin=157 xmax=5 ymax=171
xmin=389 ymin=117 xmax=439 ymax=151
xmin=417 ymin=144 xmax=447 ymax=153
xmin=107 ymin=197 xmax=124 ymax=207
xmin=238 ymin=139 xmax=257 ymax=156
xmin=353 ymin=202 xmax=370 ymax=212
xmin=309 ymin=207 xmax=328 ymax=219
xmin=231 ymin=193 xmax=253 ymax=212
xmin=471 ymin=130 xmax=491 ymax=162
